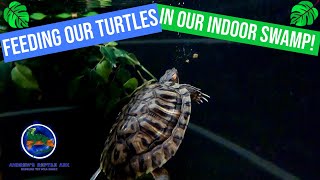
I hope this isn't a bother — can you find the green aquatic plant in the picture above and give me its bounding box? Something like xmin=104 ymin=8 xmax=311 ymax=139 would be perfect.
xmin=3 ymin=1 xmax=29 ymax=28
xmin=0 ymin=42 xmax=156 ymax=116
xmin=83 ymin=11 xmax=99 ymax=17
xmin=290 ymin=0 xmax=319 ymax=26
xmin=29 ymin=11 xmax=99 ymax=21
xmin=74 ymin=43 xmax=157 ymax=115
xmin=11 ymin=63 xmax=40 ymax=90
xmin=55 ymin=13 xmax=72 ymax=19
xmin=30 ymin=13 xmax=47 ymax=20
xmin=86 ymin=0 xmax=112 ymax=8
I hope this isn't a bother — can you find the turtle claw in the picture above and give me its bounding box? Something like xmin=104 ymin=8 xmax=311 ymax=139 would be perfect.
xmin=180 ymin=84 xmax=210 ymax=104
xmin=193 ymin=92 xmax=210 ymax=104
xmin=198 ymin=92 xmax=210 ymax=104
xmin=202 ymin=93 xmax=210 ymax=98
xmin=202 ymin=97 xmax=209 ymax=102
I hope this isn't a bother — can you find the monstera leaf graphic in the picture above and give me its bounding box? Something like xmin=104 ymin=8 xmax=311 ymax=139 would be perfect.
xmin=3 ymin=1 xmax=29 ymax=28
xmin=290 ymin=1 xmax=319 ymax=26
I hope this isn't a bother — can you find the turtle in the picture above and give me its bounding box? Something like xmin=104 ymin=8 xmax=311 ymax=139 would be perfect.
xmin=92 ymin=68 xmax=210 ymax=180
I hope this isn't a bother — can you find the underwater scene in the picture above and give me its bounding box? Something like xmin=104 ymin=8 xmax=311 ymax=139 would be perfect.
xmin=0 ymin=0 xmax=320 ymax=180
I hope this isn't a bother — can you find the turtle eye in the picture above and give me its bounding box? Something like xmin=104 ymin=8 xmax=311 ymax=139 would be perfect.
xmin=172 ymin=74 xmax=177 ymax=80
xmin=172 ymin=73 xmax=179 ymax=83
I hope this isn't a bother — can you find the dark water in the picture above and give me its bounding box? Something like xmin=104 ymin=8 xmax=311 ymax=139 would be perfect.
xmin=1 ymin=0 xmax=320 ymax=179
xmin=120 ymin=40 xmax=320 ymax=180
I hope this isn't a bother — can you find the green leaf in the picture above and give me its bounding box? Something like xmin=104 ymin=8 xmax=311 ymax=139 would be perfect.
xmin=100 ymin=0 xmax=112 ymax=7
xmin=104 ymin=97 xmax=120 ymax=115
xmin=290 ymin=1 xmax=319 ymax=26
xmin=116 ymin=67 xmax=131 ymax=84
xmin=83 ymin=11 xmax=98 ymax=17
xmin=127 ymin=53 xmax=140 ymax=65
xmin=68 ymin=75 xmax=83 ymax=99
xmin=95 ymin=91 xmax=107 ymax=110
xmin=105 ymin=41 xmax=118 ymax=47
xmin=11 ymin=63 xmax=39 ymax=90
xmin=109 ymin=82 xmax=123 ymax=98
xmin=123 ymin=77 xmax=138 ymax=91
xmin=56 ymin=13 xmax=71 ymax=19
xmin=30 ymin=13 xmax=46 ymax=20
xmin=96 ymin=60 xmax=112 ymax=81
xmin=3 ymin=1 xmax=29 ymax=28
xmin=100 ymin=46 xmax=117 ymax=67
xmin=114 ymin=48 xmax=140 ymax=66
xmin=113 ymin=48 xmax=128 ymax=58
xmin=104 ymin=82 xmax=123 ymax=114
xmin=0 ymin=61 xmax=12 ymax=94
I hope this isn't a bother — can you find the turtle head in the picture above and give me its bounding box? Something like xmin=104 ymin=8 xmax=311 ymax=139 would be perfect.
xmin=159 ymin=68 xmax=179 ymax=84
xmin=27 ymin=128 xmax=36 ymax=135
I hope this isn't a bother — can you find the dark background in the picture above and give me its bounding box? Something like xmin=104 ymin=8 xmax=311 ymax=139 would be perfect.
xmin=1 ymin=0 xmax=320 ymax=179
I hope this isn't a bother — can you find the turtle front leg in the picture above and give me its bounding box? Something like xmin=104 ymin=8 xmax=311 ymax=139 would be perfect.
xmin=151 ymin=168 xmax=170 ymax=180
xmin=180 ymin=84 xmax=210 ymax=104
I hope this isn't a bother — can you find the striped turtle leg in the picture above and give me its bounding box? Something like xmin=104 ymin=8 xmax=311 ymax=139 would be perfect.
xmin=151 ymin=168 xmax=170 ymax=180
xmin=180 ymin=84 xmax=210 ymax=104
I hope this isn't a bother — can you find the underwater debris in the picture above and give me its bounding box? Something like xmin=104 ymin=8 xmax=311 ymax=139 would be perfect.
xmin=175 ymin=45 xmax=199 ymax=64
xmin=192 ymin=53 xmax=199 ymax=59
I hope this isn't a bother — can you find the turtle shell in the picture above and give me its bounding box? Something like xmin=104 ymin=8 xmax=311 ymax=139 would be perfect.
xmin=100 ymin=81 xmax=192 ymax=179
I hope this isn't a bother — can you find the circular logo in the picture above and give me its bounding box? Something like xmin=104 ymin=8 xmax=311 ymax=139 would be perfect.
xmin=21 ymin=124 xmax=57 ymax=159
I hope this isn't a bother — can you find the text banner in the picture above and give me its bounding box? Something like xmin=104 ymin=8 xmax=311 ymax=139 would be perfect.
xmin=1 ymin=4 xmax=161 ymax=62
xmin=157 ymin=4 xmax=320 ymax=56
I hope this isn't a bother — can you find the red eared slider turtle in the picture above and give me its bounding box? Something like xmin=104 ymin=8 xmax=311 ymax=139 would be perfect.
xmin=94 ymin=68 xmax=210 ymax=180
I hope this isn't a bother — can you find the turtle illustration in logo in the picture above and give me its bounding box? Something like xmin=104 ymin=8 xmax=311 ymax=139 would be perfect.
xmin=26 ymin=128 xmax=55 ymax=150
xmin=21 ymin=124 xmax=56 ymax=159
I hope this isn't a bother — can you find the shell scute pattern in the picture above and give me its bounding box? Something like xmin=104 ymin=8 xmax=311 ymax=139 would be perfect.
xmin=99 ymin=68 xmax=210 ymax=180
xmin=102 ymin=82 xmax=191 ymax=177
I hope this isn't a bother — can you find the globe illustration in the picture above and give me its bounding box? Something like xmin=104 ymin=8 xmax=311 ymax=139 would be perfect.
xmin=21 ymin=124 xmax=57 ymax=159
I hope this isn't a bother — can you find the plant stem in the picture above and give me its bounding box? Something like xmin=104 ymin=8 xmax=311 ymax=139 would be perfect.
xmin=139 ymin=65 xmax=157 ymax=81
xmin=136 ymin=70 xmax=147 ymax=83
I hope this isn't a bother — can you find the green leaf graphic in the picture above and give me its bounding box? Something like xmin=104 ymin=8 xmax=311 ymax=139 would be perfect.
xmin=30 ymin=12 xmax=46 ymax=20
xmin=3 ymin=1 xmax=29 ymax=28
xmin=290 ymin=1 xmax=319 ymax=26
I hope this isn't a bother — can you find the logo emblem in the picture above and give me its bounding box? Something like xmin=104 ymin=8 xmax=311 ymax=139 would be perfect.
xmin=21 ymin=124 xmax=56 ymax=159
